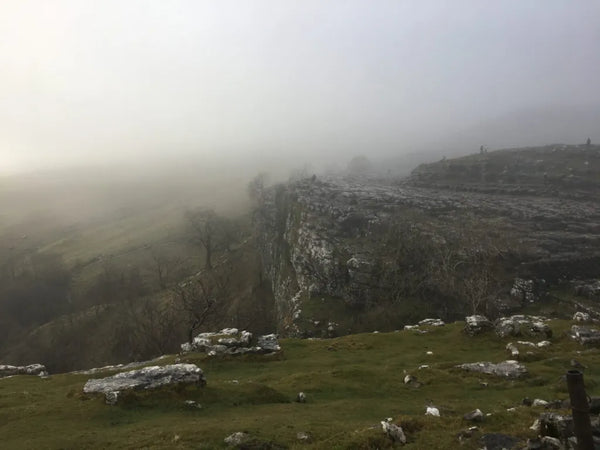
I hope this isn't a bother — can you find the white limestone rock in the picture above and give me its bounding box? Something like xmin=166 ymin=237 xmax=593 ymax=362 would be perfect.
xmin=83 ymin=364 xmax=205 ymax=396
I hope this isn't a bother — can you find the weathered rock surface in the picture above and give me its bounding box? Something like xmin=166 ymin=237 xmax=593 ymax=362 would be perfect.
xmin=457 ymin=360 xmax=528 ymax=378
xmin=83 ymin=364 xmax=205 ymax=396
xmin=538 ymin=412 xmax=574 ymax=441
xmin=570 ymin=325 xmax=600 ymax=345
xmin=381 ymin=420 xmax=406 ymax=444
xmin=495 ymin=315 xmax=552 ymax=339
xmin=73 ymin=355 xmax=169 ymax=375
xmin=464 ymin=409 xmax=484 ymax=422
xmin=573 ymin=311 xmax=591 ymax=322
xmin=418 ymin=318 xmax=445 ymax=327
xmin=256 ymin=145 xmax=600 ymax=336
xmin=464 ymin=315 xmax=494 ymax=336
xmin=0 ymin=364 xmax=47 ymax=378
xmin=224 ymin=432 xmax=250 ymax=446
xmin=181 ymin=329 xmax=280 ymax=355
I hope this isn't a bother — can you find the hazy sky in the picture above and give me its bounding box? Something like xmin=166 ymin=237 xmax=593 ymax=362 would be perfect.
xmin=1 ymin=1 xmax=599 ymax=173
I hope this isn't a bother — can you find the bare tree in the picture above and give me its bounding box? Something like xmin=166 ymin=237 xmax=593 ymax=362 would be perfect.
xmin=185 ymin=208 xmax=218 ymax=270
xmin=149 ymin=248 xmax=183 ymax=290
xmin=172 ymin=266 xmax=231 ymax=344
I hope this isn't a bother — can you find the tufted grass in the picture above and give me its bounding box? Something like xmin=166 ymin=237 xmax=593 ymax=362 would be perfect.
xmin=1 ymin=319 xmax=599 ymax=449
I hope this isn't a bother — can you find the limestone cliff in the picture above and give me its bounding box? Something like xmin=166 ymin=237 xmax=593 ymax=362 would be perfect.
xmin=256 ymin=145 xmax=600 ymax=337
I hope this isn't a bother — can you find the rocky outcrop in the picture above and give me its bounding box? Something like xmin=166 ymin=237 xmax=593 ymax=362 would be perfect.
xmin=83 ymin=363 xmax=205 ymax=404
xmin=457 ymin=360 xmax=528 ymax=378
xmin=495 ymin=315 xmax=552 ymax=339
xmin=0 ymin=364 xmax=47 ymax=378
xmin=255 ymin=145 xmax=600 ymax=336
xmin=464 ymin=315 xmax=494 ymax=336
xmin=181 ymin=329 xmax=280 ymax=355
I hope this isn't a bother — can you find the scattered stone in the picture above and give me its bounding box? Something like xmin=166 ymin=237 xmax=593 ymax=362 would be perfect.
xmin=418 ymin=318 xmax=445 ymax=327
xmin=105 ymin=391 xmax=119 ymax=405
xmin=296 ymin=431 xmax=312 ymax=442
xmin=426 ymin=351 xmax=433 ymax=355
xmin=296 ymin=392 xmax=306 ymax=403
xmin=463 ymin=409 xmax=484 ymax=422
xmin=464 ymin=315 xmax=494 ymax=336
xmin=83 ymin=364 xmax=205 ymax=397
xmin=184 ymin=400 xmax=202 ymax=409
xmin=0 ymin=364 xmax=47 ymax=378
xmin=426 ymin=406 xmax=440 ymax=416
xmin=570 ymin=325 xmax=600 ymax=345
xmin=532 ymin=399 xmax=549 ymax=407
xmin=530 ymin=419 xmax=540 ymax=432
xmin=457 ymin=360 xmax=528 ymax=378
xmin=403 ymin=374 xmax=415 ymax=384
xmin=257 ymin=334 xmax=281 ymax=352
xmin=224 ymin=432 xmax=250 ymax=446
xmin=506 ymin=343 xmax=520 ymax=358
xmin=495 ymin=315 xmax=552 ymax=339
xmin=457 ymin=427 xmax=478 ymax=442
xmin=381 ymin=419 xmax=406 ymax=444
xmin=540 ymin=436 xmax=562 ymax=449
xmin=538 ymin=412 xmax=573 ymax=440
xmin=517 ymin=340 xmax=537 ymax=347
xmin=573 ymin=311 xmax=591 ymax=322
xmin=537 ymin=341 xmax=551 ymax=348
xmin=418 ymin=365 xmax=429 ymax=370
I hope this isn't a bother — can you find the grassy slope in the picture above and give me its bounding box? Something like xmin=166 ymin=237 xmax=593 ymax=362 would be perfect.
xmin=1 ymin=319 xmax=596 ymax=449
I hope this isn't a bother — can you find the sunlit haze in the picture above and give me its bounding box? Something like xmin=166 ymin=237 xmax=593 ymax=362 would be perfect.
xmin=1 ymin=1 xmax=599 ymax=173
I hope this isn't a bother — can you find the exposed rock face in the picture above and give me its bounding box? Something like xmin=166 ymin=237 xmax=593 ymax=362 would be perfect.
xmin=464 ymin=315 xmax=494 ymax=336
xmin=457 ymin=360 xmax=528 ymax=378
xmin=256 ymin=146 xmax=600 ymax=336
xmin=495 ymin=315 xmax=552 ymax=339
xmin=0 ymin=364 xmax=47 ymax=378
xmin=180 ymin=329 xmax=280 ymax=355
xmin=83 ymin=364 xmax=205 ymax=396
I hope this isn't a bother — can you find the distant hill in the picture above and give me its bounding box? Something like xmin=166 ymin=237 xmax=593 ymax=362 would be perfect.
xmin=409 ymin=143 xmax=600 ymax=198
xmin=386 ymin=104 xmax=600 ymax=173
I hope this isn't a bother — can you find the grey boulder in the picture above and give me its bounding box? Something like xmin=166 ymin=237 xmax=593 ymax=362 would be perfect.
xmin=457 ymin=360 xmax=528 ymax=378
xmin=83 ymin=363 xmax=205 ymax=396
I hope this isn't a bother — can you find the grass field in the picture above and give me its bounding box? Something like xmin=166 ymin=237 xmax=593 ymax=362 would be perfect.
xmin=0 ymin=319 xmax=596 ymax=449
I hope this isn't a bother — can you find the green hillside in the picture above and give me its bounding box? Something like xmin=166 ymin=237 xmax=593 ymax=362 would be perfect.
xmin=0 ymin=319 xmax=595 ymax=449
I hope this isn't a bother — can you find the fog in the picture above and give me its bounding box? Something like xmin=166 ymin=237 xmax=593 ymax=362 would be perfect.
xmin=1 ymin=1 xmax=600 ymax=174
